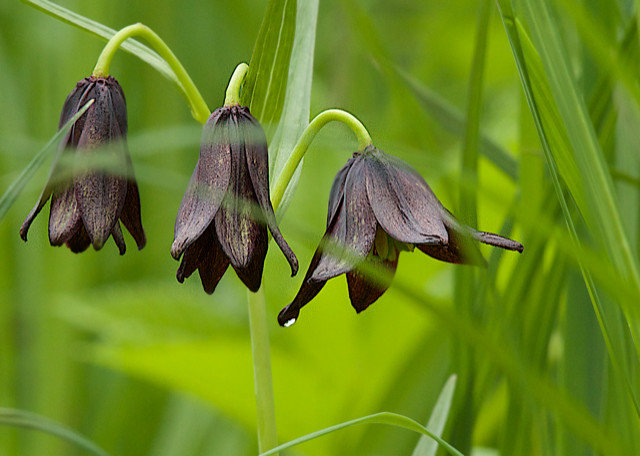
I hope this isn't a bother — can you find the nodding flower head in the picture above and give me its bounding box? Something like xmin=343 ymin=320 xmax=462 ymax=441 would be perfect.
xmin=171 ymin=105 xmax=298 ymax=294
xmin=278 ymin=145 xmax=523 ymax=326
xmin=20 ymin=75 xmax=146 ymax=254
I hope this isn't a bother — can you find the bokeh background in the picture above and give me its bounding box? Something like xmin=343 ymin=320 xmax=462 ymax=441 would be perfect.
xmin=1 ymin=0 xmax=638 ymax=455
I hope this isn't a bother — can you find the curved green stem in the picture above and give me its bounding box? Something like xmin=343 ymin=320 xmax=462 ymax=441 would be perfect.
xmin=247 ymin=288 xmax=279 ymax=455
xmin=225 ymin=63 xmax=249 ymax=106
xmin=271 ymin=109 xmax=373 ymax=211
xmin=92 ymin=23 xmax=210 ymax=124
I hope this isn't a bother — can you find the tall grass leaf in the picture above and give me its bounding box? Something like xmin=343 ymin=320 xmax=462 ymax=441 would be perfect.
xmin=240 ymin=0 xmax=296 ymax=139
xmin=21 ymin=1 xmax=179 ymax=91
xmin=0 ymin=408 xmax=110 ymax=456
xmin=0 ymin=99 xmax=93 ymax=223
xmin=500 ymin=0 xmax=640 ymax=410
xmin=257 ymin=412 xmax=463 ymax=456
xmin=269 ymin=0 xmax=319 ymax=215
xmin=411 ymin=375 xmax=457 ymax=456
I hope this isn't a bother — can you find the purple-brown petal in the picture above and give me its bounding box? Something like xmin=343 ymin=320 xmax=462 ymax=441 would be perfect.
xmin=48 ymin=184 xmax=82 ymax=246
xmin=327 ymin=156 xmax=357 ymax=228
xmin=242 ymin=110 xmax=298 ymax=277
xmin=311 ymin=160 xmax=377 ymax=282
xmin=364 ymin=149 xmax=448 ymax=245
xmin=66 ymin=224 xmax=91 ymax=253
xmin=474 ymin=231 xmax=524 ymax=252
xmin=74 ymin=83 xmax=128 ymax=250
xmin=111 ymin=221 xmax=127 ymax=255
xmin=172 ymin=109 xmax=231 ymax=259
xmin=176 ymin=225 xmax=230 ymax=294
xmin=120 ymin=179 xmax=146 ymax=250
xmin=277 ymin=249 xmax=328 ymax=327
xmin=346 ymin=256 xmax=398 ymax=313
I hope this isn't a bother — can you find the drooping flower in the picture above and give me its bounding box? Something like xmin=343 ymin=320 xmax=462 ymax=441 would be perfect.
xmin=171 ymin=105 xmax=298 ymax=293
xmin=278 ymin=145 xmax=523 ymax=326
xmin=20 ymin=76 xmax=146 ymax=254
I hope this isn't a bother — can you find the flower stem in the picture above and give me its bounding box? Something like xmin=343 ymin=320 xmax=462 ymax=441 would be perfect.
xmin=271 ymin=109 xmax=373 ymax=211
xmin=224 ymin=63 xmax=249 ymax=106
xmin=92 ymin=23 xmax=210 ymax=124
xmin=247 ymin=287 xmax=279 ymax=455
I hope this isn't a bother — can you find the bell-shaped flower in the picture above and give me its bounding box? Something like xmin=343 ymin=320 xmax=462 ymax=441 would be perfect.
xmin=20 ymin=76 xmax=146 ymax=254
xmin=278 ymin=145 xmax=523 ymax=326
xmin=171 ymin=105 xmax=298 ymax=293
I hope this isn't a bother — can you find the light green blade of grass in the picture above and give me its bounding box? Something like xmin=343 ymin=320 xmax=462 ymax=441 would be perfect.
xmin=411 ymin=375 xmax=457 ymax=456
xmin=257 ymin=412 xmax=463 ymax=456
xmin=0 ymin=99 xmax=93 ymax=223
xmin=0 ymin=408 xmax=110 ymax=456
xmin=496 ymin=0 xmax=640 ymax=419
xmin=21 ymin=0 xmax=179 ymax=92
xmin=240 ymin=0 xmax=296 ymax=140
xmin=268 ymin=0 xmax=319 ymax=215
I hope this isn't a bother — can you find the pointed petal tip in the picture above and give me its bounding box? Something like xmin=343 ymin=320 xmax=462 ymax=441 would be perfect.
xmin=290 ymin=257 xmax=299 ymax=277
xmin=476 ymin=232 xmax=524 ymax=253
xmin=170 ymin=241 xmax=184 ymax=260
xmin=278 ymin=305 xmax=300 ymax=327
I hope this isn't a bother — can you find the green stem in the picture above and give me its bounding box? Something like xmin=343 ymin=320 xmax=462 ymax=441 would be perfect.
xmin=271 ymin=109 xmax=373 ymax=211
xmin=247 ymin=288 xmax=279 ymax=455
xmin=92 ymin=23 xmax=210 ymax=124
xmin=224 ymin=63 xmax=249 ymax=106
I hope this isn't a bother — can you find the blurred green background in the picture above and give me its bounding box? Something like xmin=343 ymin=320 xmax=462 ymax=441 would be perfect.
xmin=1 ymin=0 xmax=639 ymax=455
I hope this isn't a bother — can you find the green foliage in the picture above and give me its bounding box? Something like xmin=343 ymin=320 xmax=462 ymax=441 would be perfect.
xmin=2 ymin=0 xmax=640 ymax=455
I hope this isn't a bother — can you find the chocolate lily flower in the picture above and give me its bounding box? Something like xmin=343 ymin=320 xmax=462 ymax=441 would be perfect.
xmin=20 ymin=76 xmax=146 ymax=254
xmin=171 ymin=105 xmax=298 ymax=293
xmin=278 ymin=145 xmax=523 ymax=326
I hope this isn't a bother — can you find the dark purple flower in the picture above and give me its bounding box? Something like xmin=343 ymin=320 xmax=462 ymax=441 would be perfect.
xmin=171 ymin=105 xmax=298 ymax=294
xmin=20 ymin=76 xmax=146 ymax=254
xmin=278 ymin=145 xmax=523 ymax=326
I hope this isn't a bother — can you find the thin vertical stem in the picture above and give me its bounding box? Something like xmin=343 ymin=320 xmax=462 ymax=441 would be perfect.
xmin=247 ymin=288 xmax=279 ymax=454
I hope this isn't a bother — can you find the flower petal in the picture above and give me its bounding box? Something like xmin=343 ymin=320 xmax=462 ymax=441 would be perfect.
xmin=74 ymin=83 xmax=128 ymax=250
xmin=48 ymin=184 xmax=81 ymax=245
xmin=241 ymin=108 xmax=298 ymax=277
xmin=277 ymin=251 xmax=328 ymax=327
xmin=111 ymin=220 xmax=126 ymax=255
xmin=327 ymin=156 xmax=357 ymax=228
xmin=364 ymin=148 xmax=448 ymax=244
xmin=346 ymin=256 xmax=398 ymax=313
xmin=310 ymin=159 xmax=377 ymax=282
xmin=120 ymin=179 xmax=146 ymax=250
xmin=66 ymin=224 xmax=91 ymax=253
xmin=171 ymin=109 xmax=231 ymax=259
xmin=474 ymin=231 xmax=524 ymax=252
xmin=177 ymin=225 xmax=230 ymax=294
xmin=417 ymin=228 xmax=486 ymax=266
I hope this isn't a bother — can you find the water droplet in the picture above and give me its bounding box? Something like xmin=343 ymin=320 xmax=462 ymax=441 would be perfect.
xmin=284 ymin=318 xmax=296 ymax=327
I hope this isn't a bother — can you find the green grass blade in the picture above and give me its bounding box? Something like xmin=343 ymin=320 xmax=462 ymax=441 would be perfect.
xmin=0 ymin=408 xmax=110 ymax=456
xmin=0 ymin=99 xmax=93 ymax=223
xmin=412 ymin=375 xmax=457 ymax=456
xmin=257 ymin=412 xmax=463 ymax=456
xmin=268 ymin=0 xmax=319 ymax=214
xmin=241 ymin=0 xmax=296 ymax=138
xmin=21 ymin=0 xmax=181 ymax=93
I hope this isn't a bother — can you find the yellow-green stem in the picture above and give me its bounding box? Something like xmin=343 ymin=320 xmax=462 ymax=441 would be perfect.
xmin=225 ymin=63 xmax=249 ymax=106
xmin=271 ymin=109 xmax=373 ymax=211
xmin=247 ymin=287 xmax=279 ymax=455
xmin=92 ymin=23 xmax=210 ymax=124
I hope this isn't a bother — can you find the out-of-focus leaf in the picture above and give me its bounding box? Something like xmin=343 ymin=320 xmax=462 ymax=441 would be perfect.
xmin=395 ymin=69 xmax=517 ymax=181
xmin=241 ymin=0 xmax=296 ymax=140
xmin=0 ymin=408 xmax=110 ymax=456
xmin=411 ymin=375 xmax=457 ymax=456
xmin=0 ymin=99 xmax=93 ymax=223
